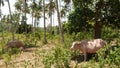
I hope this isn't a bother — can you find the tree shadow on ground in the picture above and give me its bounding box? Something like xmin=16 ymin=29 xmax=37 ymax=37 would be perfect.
xmin=71 ymin=53 xmax=97 ymax=63
xmin=24 ymin=46 xmax=40 ymax=52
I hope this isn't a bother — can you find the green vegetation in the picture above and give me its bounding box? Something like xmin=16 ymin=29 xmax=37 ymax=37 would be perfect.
xmin=0 ymin=27 xmax=120 ymax=68
xmin=0 ymin=0 xmax=120 ymax=68
xmin=42 ymin=27 xmax=120 ymax=68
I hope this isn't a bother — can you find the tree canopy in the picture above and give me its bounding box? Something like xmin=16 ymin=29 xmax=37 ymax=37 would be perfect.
xmin=64 ymin=0 xmax=120 ymax=37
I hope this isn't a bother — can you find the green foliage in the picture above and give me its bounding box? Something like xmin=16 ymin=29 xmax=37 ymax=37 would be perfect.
xmin=105 ymin=0 xmax=120 ymax=28
xmin=97 ymin=43 xmax=120 ymax=67
xmin=105 ymin=47 xmax=120 ymax=65
xmin=14 ymin=0 xmax=30 ymax=13
xmin=0 ymin=40 xmax=8 ymax=57
xmin=73 ymin=31 xmax=93 ymax=41
xmin=6 ymin=48 xmax=21 ymax=55
xmin=65 ymin=0 xmax=94 ymax=34
xmin=2 ymin=48 xmax=21 ymax=68
xmin=0 ymin=44 xmax=21 ymax=57
xmin=16 ymin=23 xmax=32 ymax=34
xmin=30 ymin=32 xmax=41 ymax=40
xmin=0 ymin=27 xmax=120 ymax=67
xmin=23 ymin=36 xmax=37 ymax=48
xmin=65 ymin=7 xmax=93 ymax=34
xmin=66 ymin=0 xmax=120 ymax=35
xmin=102 ymin=27 xmax=120 ymax=42
xmin=43 ymin=43 xmax=72 ymax=68
xmin=0 ymin=15 xmax=12 ymax=32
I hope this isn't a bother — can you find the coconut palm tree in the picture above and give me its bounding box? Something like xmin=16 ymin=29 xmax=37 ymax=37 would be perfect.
xmin=30 ymin=0 xmax=36 ymax=27
xmin=61 ymin=0 xmax=71 ymax=17
xmin=55 ymin=0 xmax=64 ymax=42
xmin=7 ymin=0 xmax=15 ymax=41
xmin=15 ymin=0 xmax=29 ymax=40
xmin=43 ymin=0 xmax=47 ymax=44
xmin=30 ymin=0 xmax=42 ymax=39
xmin=15 ymin=0 xmax=29 ymax=33
xmin=46 ymin=0 xmax=56 ymax=34
xmin=0 ymin=0 xmax=4 ymax=15
xmin=24 ymin=0 xmax=27 ymax=34
xmin=0 ymin=0 xmax=4 ymax=40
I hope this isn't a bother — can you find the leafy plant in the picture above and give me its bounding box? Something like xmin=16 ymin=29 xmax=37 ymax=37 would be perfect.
xmin=97 ymin=43 xmax=120 ymax=67
xmin=43 ymin=43 xmax=71 ymax=68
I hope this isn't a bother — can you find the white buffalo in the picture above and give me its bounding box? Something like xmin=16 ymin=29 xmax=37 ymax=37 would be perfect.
xmin=71 ymin=39 xmax=106 ymax=61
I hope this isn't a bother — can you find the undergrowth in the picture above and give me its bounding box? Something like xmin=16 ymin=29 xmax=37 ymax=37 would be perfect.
xmin=43 ymin=43 xmax=72 ymax=68
xmin=0 ymin=27 xmax=120 ymax=68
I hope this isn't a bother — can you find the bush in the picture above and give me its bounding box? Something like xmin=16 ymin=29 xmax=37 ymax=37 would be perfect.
xmin=73 ymin=31 xmax=93 ymax=41
xmin=16 ymin=23 xmax=32 ymax=34
xmin=7 ymin=48 xmax=21 ymax=55
xmin=43 ymin=44 xmax=72 ymax=68
xmin=102 ymin=27 xmax=120 ymax=42
xmin=97 ymin=43 xmax=120 ymax=67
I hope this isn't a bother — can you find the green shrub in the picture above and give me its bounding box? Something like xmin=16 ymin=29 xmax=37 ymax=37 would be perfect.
xmin=97 ymin=44 xmax=120 ymax=67
xmin=73 ymin=31 xmax=93 ymax=41
xmin=7 ymin=48 xmax=21 ymax=55
xmin=16 ymin=23 xmax=32 ymax=34
xmin=102 ymin=27 xmax=120 ymax=42
xmin=43 ymin=44 xmax=72 ymax=68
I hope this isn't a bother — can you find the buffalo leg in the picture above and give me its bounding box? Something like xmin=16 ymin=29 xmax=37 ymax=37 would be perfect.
xmin=83 ymin=45 xmax=87 ymax=61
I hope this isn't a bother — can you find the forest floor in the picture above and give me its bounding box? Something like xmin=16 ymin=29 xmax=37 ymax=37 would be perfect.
xmin=0 ymin=40 xmax=117 ymax=68
xmin=0 ymin=41 xmax=88 ymax=68
xmin=0 ymin=41 xmax=56 ymax=68
xmin=0 ymin=39 xmax=101 ymax=68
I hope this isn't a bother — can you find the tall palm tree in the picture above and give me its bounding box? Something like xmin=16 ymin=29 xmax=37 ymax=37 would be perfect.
xmin=15 ymin=0 xmax=29 ymax=34
xmin=55 ymin=0 xmax=64 ymax=43
xmin=0 ymin=0 xmax=4 ymax=40
xmin=0 ymin=0 xmax=4 ymax=15
xmin=61 ymin=0 xmax=71 ymax=17
xmin=62 ymin=0 xmax=71 ymax=5
xmin=43 ymin=0 xmax=47 ymax=44
xmin=24 ymin=0 xmax=28 ymax=36
xmin=59 ymin=0 xmax=61 ymax=19
xmin=30 ymin=0 xmax=36 ymax=27
xmin=46 ymin=0 xmax=55 ymax=34
xmin=48 ymin=0 xmax=53 ymax=35
xmin=30 ymin=0 xmax=42 ymax=39
xmin=7 ymin=0 xmax=14 ymax=41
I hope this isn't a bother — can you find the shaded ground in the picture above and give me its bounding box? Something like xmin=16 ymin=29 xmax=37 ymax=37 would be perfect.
xmin=71 ymin=53 xmax=97 ymax=63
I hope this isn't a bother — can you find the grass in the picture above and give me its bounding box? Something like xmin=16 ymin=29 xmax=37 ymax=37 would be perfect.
xmin=0 ymin=27 xmax=120 ymax=68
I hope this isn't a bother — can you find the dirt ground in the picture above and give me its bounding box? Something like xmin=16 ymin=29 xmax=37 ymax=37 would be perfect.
xmin=0 ymin=41 xmax=56 ymax=68
xmin=0 ymin=41 xmax=99 ymax=68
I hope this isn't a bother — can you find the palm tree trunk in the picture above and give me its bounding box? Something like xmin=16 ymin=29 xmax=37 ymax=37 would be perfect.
xmin=59 ymin=0 xmax=61 ymax=17
xmin=34 ymin=16 xmax=37 ymax=39
xmin=50 ymin=13 xmax=52 ymax=34
xmin=43 ymin=0 xmax=47 ymax=44
xmin=32 ymin=11 xmax=34 ymax=28
xmin=31 ymin=0 xmax=34 ymax=28
xmin=0 ymin=3 xmax=4 ymax=40
xmin=24 ymin=0 xmax=27 ymax=30
xmin=24 ymin=0 xmax=28 ymax=40
xmin=0 ymin=21 xmax=4 ymax=40
xmin=55 ymin=0 xmax=64 ymax=43
xmin=7 ymin=0 xmax=14 ymax=41
xmin=53 ymin=12 xmax=55 ymax=34
xmin=50 ymin=0 xmax=53 ymax=35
